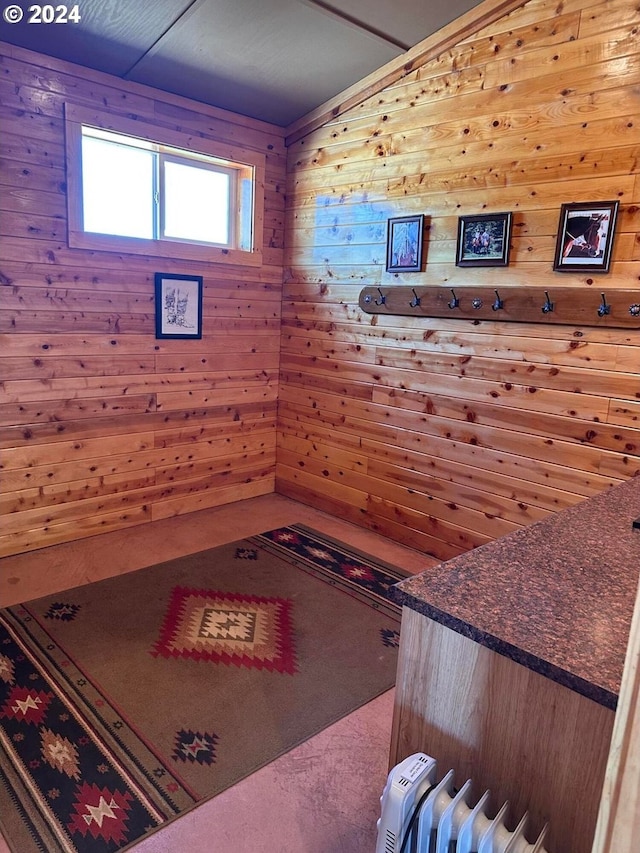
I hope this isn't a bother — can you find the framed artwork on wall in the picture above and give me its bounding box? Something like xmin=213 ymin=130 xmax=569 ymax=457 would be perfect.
xmin=553 ymin=200 xmax=619 ymax=273
xmin=456 ymin=212 xmax=512 ymax=267
xmin=386 ymin=215 xmax=424 ymax=272
xmin=155 ymin=273 xmax=203 ymax=339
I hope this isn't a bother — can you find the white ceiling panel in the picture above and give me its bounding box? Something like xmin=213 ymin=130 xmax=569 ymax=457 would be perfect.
xmin=126 ymin=0 xmax=401 ymax=125
xmin=0 ymin=0 xmax=486 ymax=126
xmin=0 ymin=0 xmax=195 ymax=76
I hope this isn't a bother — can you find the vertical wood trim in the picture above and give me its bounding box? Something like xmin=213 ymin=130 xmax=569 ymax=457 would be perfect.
xmin=592 ymin=577 xmax=640 ymax=853
xmin=64 ymin=107 xmax=83 ymax=240
xmin=253 ymin=159 xmax=266 ymax=261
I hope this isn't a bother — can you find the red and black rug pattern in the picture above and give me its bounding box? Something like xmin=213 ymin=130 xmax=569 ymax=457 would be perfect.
xmin=255 ymin=523 xmax=406 ymax=627
xmin=0 ymin=524 xmax=408 ymax=852
xmin=0 ymin=610 xmax=183 ymax=853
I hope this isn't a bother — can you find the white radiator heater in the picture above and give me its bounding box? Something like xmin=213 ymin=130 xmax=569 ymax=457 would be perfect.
xmin=376 ymin=753 xmax=551 ymax=853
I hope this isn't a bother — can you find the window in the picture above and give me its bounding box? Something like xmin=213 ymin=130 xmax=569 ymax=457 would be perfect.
xmin=81 ymin=130 xmax=155 ymax=240
xmin=65 ymin=105 xmax=265 ymax=265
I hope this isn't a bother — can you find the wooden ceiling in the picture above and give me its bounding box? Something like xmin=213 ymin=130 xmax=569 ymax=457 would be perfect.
xmin=0 ymin=0 xmax=486 ymax=126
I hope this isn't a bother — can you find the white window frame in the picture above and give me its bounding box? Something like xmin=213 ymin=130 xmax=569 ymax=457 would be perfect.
xmin=65 ymin=103 xmax=265 ymax=266
xmin=159 ymin=153 xmax=237 ymax=247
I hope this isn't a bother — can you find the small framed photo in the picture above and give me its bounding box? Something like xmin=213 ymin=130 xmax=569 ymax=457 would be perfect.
xmin=553 ymin=201 xmax=619 ymax=273
xmin=386 ymin=215 xmax=424 ymax=272
xmin=155 ymin=273 xmax=203 ymax=339
xmin=456 ymin=212 xmax=512 ymax=267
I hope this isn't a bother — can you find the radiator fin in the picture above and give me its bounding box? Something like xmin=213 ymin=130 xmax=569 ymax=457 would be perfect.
xmin=376 ymin=753 xmax=551 ymax=853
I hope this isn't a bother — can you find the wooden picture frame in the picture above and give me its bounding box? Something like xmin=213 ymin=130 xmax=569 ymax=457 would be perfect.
xmin=553 ymin=200 xmax=619 ymax=273
xmin=386 ymin=215 xmax=424 ymax=272
xmin=154 ymin=273 xmax=203 ymax=339
xmin=456 ymin=212 xmax=512 ymax=267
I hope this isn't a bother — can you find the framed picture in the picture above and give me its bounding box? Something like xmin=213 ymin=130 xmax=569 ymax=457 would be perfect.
xmin=386 ymin=215 xmax=424 ymax=272
xmin=155 ymin=273 xmax=203 ymax=339
xmin=456 ymin=212 xmax=512 ymax=267
xmin=553 ymin=200 xmax=619 ymax=273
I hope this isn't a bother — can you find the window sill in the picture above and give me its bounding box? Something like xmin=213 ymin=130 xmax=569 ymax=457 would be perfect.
xmin=68 ymin=230 xmax=263 ymax=267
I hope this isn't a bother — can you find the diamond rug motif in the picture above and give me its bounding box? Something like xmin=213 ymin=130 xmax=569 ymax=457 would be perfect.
xmin=151 ymin=588 xmax=296 ymax=672
xmin=0 ymin=524 xmax=411 ymax=853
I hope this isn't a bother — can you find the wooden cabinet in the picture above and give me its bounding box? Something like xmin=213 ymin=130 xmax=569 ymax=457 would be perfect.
xmin=390 ymin=608 xmax=614 ymax=853
xmin=389 ymin=475 xmax=640 ymax=853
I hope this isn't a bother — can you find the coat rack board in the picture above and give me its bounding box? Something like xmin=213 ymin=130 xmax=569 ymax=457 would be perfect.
xmin=358 ymin=285 xmax=640 ymax=328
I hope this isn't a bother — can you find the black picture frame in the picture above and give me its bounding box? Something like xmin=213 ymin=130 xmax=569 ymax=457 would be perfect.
xmin=553 ymin=200 xmax=619 ymax=273
xmin=386 ymin=215 xmax=424 ymax=272
xmin=456 ymin=212 xmax=512 ymax=267
xmin=154 ymin=273 xmax=203 ymax=339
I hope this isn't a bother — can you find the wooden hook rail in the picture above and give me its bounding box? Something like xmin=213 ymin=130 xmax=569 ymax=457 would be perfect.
xmin=358 ymin=285 xmax=640 ymax=328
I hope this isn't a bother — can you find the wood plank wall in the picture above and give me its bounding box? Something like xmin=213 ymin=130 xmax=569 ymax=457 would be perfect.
xmin=279 ymin=0 xmax=640 ymax=561
xmin=0 ymin=43 xmax=286 ymax=557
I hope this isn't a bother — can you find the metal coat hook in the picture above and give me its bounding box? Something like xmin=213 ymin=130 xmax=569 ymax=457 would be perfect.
xmin=542 ymin=291 xmax=554 ymax=314
xmin=358 ymin=284 xmax=640 ymax=327
xmin=598 ymin=292 xmax=611 ymax=317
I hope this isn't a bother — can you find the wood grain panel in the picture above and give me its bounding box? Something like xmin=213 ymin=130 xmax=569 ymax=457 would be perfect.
xmin=280 ymin=309 xmax=633 ymax=353
xmin=284 ymin=0 xmax=532 ymax=144
xmin=281 ymin=352 xmax=611 ymax=421
xmin=482 ymin=17 xmax=639 ymax=89
xmin=592 ymin=561 xmax=640 ymax=853
xmin=0 ymin=43 xmax=285 ymax=555
xmin=149 ymin=477 xmax=274 ymax=522
xmin=0 ymin=402 xmax=276 ymax=454
xmin=0 ymin=48 xmax=285 ymax=150
xmin=0 ymin=504 xmax=153 ymax=557
xmin=1 ymin=452 xmax=275 ymax=537
xmin=278 ymin=390 xmax=624 ymax=494
xmin=1 ymin=431 xmax=272 ymax=491
xmin=391 ymin=608 xmax=615 ymax=853
xmin=277 ymin=443 xmax=520 ymax=538
xmin=279 ymin=0 xmax=640 ymax=560
xmin=278 ymin=412 xmax=599 ymax=511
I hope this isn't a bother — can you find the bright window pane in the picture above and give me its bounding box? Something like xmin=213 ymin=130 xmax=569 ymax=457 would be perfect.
xmin=82 ymin=136 xmax=154 ymax=239
xmin=163 ymin=161 xmax=230 ymax=245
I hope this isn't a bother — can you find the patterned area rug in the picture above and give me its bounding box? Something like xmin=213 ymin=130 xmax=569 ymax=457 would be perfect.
xmin=0 ymin=524 xmax=409 ymax=853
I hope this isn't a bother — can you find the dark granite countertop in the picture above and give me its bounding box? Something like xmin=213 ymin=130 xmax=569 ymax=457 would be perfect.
xmin=389 ymin=475 xmax=640 ymax=710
